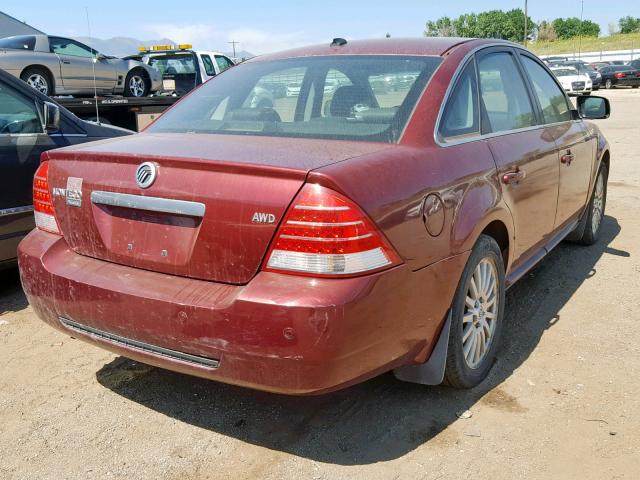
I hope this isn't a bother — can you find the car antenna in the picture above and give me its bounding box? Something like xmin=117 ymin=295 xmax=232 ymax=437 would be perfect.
xmin=85 ymin=6 xmax=100 ymax=125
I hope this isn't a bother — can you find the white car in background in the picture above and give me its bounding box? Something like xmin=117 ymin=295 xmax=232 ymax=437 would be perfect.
xmin=551 ymin=66 xmax=592 ymax=96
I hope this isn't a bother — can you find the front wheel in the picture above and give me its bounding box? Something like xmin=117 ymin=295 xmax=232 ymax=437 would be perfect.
xmin=444 ymin=235 xmax=506 ymax=389
xmin=124 ymin=70 xmax=150 ymax=97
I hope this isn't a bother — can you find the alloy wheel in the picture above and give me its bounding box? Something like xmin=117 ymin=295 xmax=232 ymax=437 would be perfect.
xmin=128 ymin=75 xmax=145 ymax=97
xmin=462 ymin=258 xmax=499 ymax=369
xmin=591 ymin=171 xmax=605 ymax=236
xmin=27 ymin=74 xmax=48 ymax=95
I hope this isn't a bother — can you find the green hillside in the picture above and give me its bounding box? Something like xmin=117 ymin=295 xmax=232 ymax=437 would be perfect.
xmin=528 ymin=32 xmax=640 ymax=56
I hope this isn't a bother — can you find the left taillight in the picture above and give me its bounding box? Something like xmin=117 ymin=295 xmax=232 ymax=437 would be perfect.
xmin=33 ymin=161 xmax=60 ymax=235
xmin=263 ymin=183 xmax=401 ymax=277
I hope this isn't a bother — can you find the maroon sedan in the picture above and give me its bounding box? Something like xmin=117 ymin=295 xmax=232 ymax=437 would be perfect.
xmin=18 ymin=38 xmax=611 ymax=394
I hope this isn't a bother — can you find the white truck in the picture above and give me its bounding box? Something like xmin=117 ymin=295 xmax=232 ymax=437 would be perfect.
xmin=132 ymin=44 xmax=235 ymax=96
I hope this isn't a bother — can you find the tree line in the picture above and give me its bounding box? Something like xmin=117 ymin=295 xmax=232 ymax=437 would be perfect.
xmin=424 ymin=10 xmax=639 ymax=42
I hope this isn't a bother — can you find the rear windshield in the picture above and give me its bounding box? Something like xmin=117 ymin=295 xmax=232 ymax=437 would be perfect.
xmin=148 ymin=54 xmax=197 ymax=74
xmin=147 ymin=55 xmax=442 ymax=143
xmin=0 ymin=35 xmax=35 ymax=50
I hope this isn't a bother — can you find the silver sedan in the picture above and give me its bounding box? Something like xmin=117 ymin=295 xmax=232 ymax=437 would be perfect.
xmin=0 ymin=34 xmax=162 ymax=97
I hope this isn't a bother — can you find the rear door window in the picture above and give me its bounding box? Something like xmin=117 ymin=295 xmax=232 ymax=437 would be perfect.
xmin=439 ymin=60 xmax=479 ymax=141
xmin=520 ymin=55 xmax=571 ymax=124
xmin=477 ymin=51 xmax=536 ymax=134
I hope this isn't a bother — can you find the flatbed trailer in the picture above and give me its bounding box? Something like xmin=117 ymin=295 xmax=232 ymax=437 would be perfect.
xmin=54 ymin=95 xmax=181 ymax=131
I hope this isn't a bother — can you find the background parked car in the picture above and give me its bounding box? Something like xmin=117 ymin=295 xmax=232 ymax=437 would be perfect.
xmin=598 ymin=65 xmax=640 ymax=89
xmin=0 ymin=67 xmax=131 ymax=269
xmin=130 ymin=45 xmax=235 ymax=96
xmin=559 ymin=61 xmax=601 ymax=90
xmin=629 ymin=58 xmax=640 ymax=70
xmin=589 ymin=62 xmax=610 ymax=71
xmin=0 ymin=35 xmax=162 ymax=97
xmin=550 ymin=66 xmax=592 ymax=95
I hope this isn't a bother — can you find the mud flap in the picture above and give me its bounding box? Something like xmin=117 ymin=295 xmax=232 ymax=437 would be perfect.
xmin=393 ymin=310 xmax=452 ymax=385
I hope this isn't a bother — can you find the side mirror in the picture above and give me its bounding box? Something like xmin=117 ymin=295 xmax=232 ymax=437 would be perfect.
xmin=43 ymin=101 xmax=60 ymax=131
xmin=577 ymin=95 xmax=610 ymax=119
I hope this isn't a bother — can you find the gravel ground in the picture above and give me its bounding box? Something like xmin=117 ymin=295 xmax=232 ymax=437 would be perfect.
xmin=1 ymin=88 xmax=639 ymax=480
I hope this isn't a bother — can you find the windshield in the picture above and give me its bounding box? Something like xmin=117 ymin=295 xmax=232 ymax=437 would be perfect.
xmin=553 ymin=68 xmax=579 ymax=77
xmin=148 ymin=54 xmax=197 ymax=74
xmin=146 ymin=55 xmax=442 ymax=143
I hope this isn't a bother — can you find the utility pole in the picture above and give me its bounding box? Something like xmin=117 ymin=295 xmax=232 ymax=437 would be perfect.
xmin=228 ymin=40 xmax=239 ymax=58
xmin=577 ymin=0 xmax=584 ymax=59
xmin=524 ymin=0 xmax=528 ymax=47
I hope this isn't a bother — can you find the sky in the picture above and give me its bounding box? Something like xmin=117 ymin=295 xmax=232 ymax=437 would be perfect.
xmin=4 ymin=1 xmax=639 ymax=54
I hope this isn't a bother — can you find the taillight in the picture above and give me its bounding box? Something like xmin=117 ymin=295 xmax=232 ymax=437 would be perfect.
xmin=614 ymin=72 xmax=626 ymax=79
xmin=33 ymin=161 xmax=60 ymax=234
xmin=263 ymin=184 xmax=401 ymax=277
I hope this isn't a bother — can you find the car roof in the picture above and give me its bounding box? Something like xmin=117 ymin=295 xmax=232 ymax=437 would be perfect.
xmin=250 ymin=37 xmax=509 ymax=62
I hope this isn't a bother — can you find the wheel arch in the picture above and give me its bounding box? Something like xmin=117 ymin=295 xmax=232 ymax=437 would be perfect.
xmin=450 ymin=180 xmax=514 ymax=272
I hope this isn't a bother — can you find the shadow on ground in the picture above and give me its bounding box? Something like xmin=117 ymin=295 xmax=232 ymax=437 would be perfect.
xmin=97 ymin=215 xmax=626 ymax=465
xmin=0 ymin=267 xmax=28 ymax=315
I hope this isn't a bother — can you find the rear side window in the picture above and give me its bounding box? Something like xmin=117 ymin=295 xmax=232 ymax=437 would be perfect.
xmin=478 ymin=52 xmax=536 ymax=134
xmin=0 ymin=35 xmax=35 ymax=50
xmin=439 ymin=61 xmax=479 ymax=141
xmin=520 ymin=56 xmax=571 ymax=124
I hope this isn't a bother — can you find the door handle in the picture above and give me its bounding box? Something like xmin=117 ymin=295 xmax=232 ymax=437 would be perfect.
xmin=61 ymin=60 xmax=71 ymax=64
xmin=561 ymin=151 xmax=574 ymax=165
xmin=502 ymin=170 xmax=526 ymax=185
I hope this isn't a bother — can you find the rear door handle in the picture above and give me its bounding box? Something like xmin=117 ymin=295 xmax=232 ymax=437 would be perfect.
xmin=61 ymin=60 xmax=71 ymax=64
xmin=502 ymin=170 xmax=526 ymax=185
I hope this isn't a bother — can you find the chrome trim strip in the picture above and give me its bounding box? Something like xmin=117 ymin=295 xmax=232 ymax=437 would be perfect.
xmin=59 ymin=317 xmax=220 ymax=368
xmin=91 ymin=191 xmax=205 ymax=217
xmin=0 ymin=205 xmax=34 ymax=217
xmin=432 ymin=42 xmax=575 ymax=148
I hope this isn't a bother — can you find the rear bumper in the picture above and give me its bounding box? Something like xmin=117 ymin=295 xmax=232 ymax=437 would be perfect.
xmin=18 ymin=230 xmax=467 ymax=394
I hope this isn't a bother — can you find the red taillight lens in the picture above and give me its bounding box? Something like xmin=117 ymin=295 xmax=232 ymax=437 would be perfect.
xmin=614 ymin=72 xmax=626 ymax=79
xmin=263 ymin=184 xmax=401 ymax=277
xmin=33 ymin=161 xmax=60 ymax=234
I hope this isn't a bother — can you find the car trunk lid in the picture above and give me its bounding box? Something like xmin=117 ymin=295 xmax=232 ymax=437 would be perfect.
xmin=45 ymin=133 xmax=389 ymax=284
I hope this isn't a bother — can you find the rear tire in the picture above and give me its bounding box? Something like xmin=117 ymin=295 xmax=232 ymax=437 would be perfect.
xmin=604 ymin=79 xmax=613 ymax=89
xmin=20 ymin=67 xmax=53 ymax=96
xmin=575 ymin=164 xmax=608 ymax=246
xmin=124 ymin=70 xmax=150 ymax=97
xmin=444 ymin=235 xmax=506 ymax=389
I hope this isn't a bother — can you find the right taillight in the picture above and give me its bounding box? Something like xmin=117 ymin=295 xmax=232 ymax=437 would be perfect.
xmin=33 ymin=161 xmax=60 ymax=235
xmin=263 ymin=183 xmax=401 ymax=277
xmin=614 ymin=72 xmax=626 ymax=79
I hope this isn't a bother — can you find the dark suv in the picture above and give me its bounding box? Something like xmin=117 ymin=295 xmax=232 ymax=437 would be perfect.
xmin=0 ymin=68 xmax=131 ymax=269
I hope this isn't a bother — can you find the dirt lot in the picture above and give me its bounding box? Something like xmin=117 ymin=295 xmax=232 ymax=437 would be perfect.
xmin=1 ymin=88 xmax=639 ymax=480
